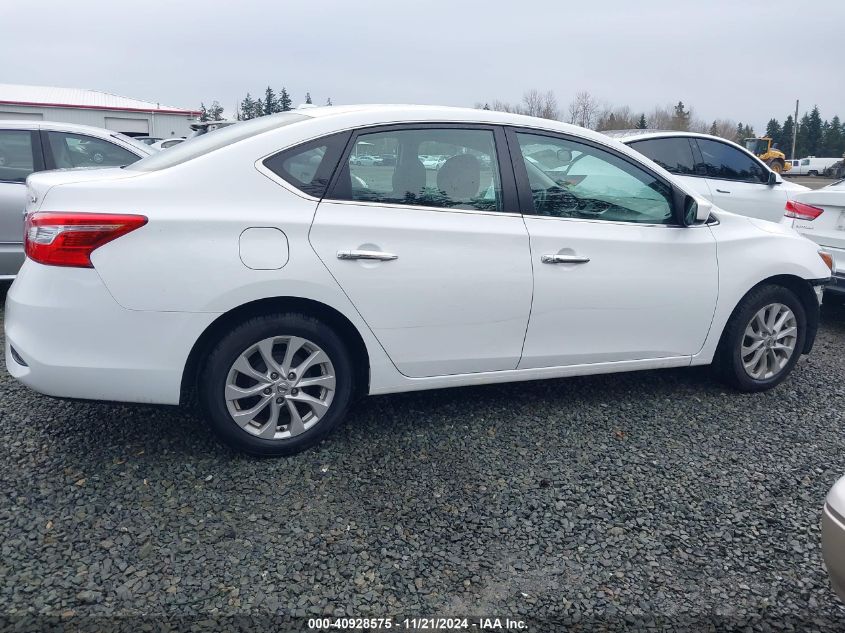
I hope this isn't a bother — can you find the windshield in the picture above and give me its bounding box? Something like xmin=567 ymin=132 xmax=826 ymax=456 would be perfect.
xmin=744 ymin=139 xmax=766 ymax=154
xmin=127 ymin=112 xmax=309 ymax=171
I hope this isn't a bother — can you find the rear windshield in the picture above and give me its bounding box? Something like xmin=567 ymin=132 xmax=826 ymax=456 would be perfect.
xmin=126 ymin=112 xmax=309 ymax=171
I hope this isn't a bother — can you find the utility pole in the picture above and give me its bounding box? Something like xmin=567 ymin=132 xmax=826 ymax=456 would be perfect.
xmin=791 ymin=99 xmax=799 ymax=160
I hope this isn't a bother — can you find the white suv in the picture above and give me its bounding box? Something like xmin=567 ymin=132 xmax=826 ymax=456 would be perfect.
xmin=605 ymin=130 xmax=809 ymax=223
xmin=5 ymin=106 xmax=833 ymax=455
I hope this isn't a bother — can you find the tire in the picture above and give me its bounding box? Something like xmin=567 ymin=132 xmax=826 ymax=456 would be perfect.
xmin=198 ymin=312 xmax=354 ymax=456
xmin=808 ymin=170 xmax=819 ymax=177
xmin=769 ymin=159 xmax=784 ymax=174
xmin=713 ymin=284 xmax=806 ymax=392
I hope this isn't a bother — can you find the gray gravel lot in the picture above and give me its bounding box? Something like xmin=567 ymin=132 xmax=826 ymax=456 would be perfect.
xmin=1 ymin=282 xmax=844 ymax=631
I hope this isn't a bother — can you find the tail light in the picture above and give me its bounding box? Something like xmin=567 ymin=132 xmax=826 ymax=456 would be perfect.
xmin=785 ymin=200 xmax=824 ymax=221
xmin=24 ymin=212 xmax=147 ymax=268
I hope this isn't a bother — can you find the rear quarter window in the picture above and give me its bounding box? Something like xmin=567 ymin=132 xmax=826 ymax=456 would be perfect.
xmin=262 ymin=132 xmax=350 ymax=198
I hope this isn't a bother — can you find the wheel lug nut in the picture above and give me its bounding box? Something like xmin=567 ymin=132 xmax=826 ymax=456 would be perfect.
xmin=291 ymin=388 xmax=299 ymax=396
xmin=275 ymin=397 xmax=283 ymax=404
xmin=263 ymin=388 xmax=271 ymax=395
xmin=270 ymin=372 xmax=279 ymax=380
xmin=288 ymin=372 xmax=296 ymax=380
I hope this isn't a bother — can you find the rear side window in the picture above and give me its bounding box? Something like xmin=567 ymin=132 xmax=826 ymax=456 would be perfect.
xmin=0 ymin=129 xmax=36 ymax=182
xmin=627 ymin=137 xmax=696 ymax=175
xmin=695 ymin=138 xmax=767 ymax=183
xmin=263 ymin=131 xmax=350 ymax=198
xmin=47 ymin=132 xmax=140 ymax=168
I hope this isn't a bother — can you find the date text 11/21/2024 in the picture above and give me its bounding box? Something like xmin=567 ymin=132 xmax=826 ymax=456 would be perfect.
xmin=307 ymin=617 xmax=528 ymax=630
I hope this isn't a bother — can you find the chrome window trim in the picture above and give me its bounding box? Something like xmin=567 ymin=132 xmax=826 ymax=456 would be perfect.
xmin=318 ymin=197 xmax=522 ymax=218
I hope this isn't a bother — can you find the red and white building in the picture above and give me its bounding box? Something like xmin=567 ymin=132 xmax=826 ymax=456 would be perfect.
xmin=0 ymin=83 xmax=199 ymax=138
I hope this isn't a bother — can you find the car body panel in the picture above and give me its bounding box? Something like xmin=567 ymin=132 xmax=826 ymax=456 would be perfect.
xmin=785 ymin=184 xmax=845 ymax=292
xmin=822 ymin=475 xmax=845 ymax=602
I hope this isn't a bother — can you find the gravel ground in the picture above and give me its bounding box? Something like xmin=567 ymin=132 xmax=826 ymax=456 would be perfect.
xmin=1 ymin=282 xmax=844 ymax=632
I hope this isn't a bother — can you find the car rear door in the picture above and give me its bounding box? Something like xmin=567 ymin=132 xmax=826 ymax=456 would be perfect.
xmin=693 ymin=137 xmax=786 ymax=222
xmin=0 ymin=128 xmax=44 ymax=276
xmin=508 ymin=128 xmax=718 ymax=368
xmin=309 ymin=124 xmax=533 ymax=378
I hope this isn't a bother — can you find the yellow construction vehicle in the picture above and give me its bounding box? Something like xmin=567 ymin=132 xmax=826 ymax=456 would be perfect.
xmin=744 ymin=137 xmax=791 ymax=173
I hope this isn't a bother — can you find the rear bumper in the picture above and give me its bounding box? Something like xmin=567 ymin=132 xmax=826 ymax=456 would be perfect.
xmin=5 ymin=261 xmax=217 ymax=405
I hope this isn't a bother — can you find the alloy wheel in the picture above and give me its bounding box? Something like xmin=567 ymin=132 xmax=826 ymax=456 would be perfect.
xmin=224 ymin=335 xmax=336 ymax=440
xmin=741 ymin=303 xmax=798 ymax=380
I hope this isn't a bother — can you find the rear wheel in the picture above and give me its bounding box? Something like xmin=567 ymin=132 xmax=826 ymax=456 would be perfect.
xmin=714 ymin=285 xmax=806 ymax=392
xmin=809 ymin=170 xmax=819 ymax=177
xmin=199 ymin=313 xmax=354 ymax=456
xmin=769 ymin=159 xmax=784 ymax=173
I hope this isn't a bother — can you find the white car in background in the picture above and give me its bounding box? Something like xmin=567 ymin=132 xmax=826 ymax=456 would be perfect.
xmin=6 ymin=105 xmax=833 ymax=456
xmin=605 ymin=130 xmax=809 ymax=223
xmin=783 ymin=179 xmax=845 ymax=293
xmin=149 ymin=137 xmax=186 ymax=151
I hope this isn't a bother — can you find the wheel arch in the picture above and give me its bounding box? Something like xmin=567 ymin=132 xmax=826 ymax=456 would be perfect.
xmin=180 ymin=296 xmax=371 ymax=405
xmin=717 ymin=274 xmax=820 ymax=356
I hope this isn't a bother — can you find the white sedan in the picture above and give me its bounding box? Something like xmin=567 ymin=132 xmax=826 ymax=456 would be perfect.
xmin=6 ymin=105 xmax=834 ymax=456
xmin=782 ymin=178 xmax=845 ymax=294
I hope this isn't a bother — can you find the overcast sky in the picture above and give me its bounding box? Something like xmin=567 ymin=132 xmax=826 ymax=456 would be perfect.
xmin=2 ymin=0 xmax=842 ymax=130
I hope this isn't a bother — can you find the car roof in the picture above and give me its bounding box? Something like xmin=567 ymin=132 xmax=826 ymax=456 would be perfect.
xmin=0 ymin=119 xmax=154 ymax=154
xmin=603 ymin=129 xmax=743 ymax=145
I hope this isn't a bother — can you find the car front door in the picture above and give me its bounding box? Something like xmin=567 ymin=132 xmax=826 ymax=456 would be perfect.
xmin=694 ymin=138 xmax=786 ymax=222
xmin=0 ymin=129 xmax=44 ymax=277
xmin=309 ymin=124 xmax=533 ymax=378
xmin=508 ymin=129 xmax=718 ymax=369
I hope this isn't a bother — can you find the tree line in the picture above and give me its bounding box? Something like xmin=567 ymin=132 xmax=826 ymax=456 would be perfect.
xmin=199 ymin=87 xmax=332 ymax=122
xmin=476 ymin=90 xmax=844 ymax=159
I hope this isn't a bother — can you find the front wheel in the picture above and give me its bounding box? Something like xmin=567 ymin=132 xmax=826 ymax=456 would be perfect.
xmin=769 ymin=159 xmax=784 ymax=174
xmin=199 ymin=313 xmax=354 ymax=456
xmin=714 ymin=285 xmax=806 ymax=392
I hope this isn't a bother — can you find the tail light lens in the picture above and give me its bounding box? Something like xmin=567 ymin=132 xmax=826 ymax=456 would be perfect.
xmin=24 ymin=212 xmax=147 ymax=268
xmin=785 ymin=200 xmax=824 ymax=221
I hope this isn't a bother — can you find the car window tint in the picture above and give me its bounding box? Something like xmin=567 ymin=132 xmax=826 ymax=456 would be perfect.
xmin=627 ymin=137 xmax=696 ymax=175
xmin=47 ymin=132 xmax=140 ymax=169
xmin=333 ymin=128 xmax=502 ymax=212
xmin=515 ymin=132 xmax=673 ymax=224
xmin=0 ymin=129 xmax=35 ymax=182
xmin=263 ymin=131 xmax=349 ymax=198
xmin=695 ymin=138 xmax=767 ymax=183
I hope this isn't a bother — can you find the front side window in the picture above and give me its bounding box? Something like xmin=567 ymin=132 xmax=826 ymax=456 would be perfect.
xmin=47 ymin=132 xmax=140 ymax=168
xmin=0 ymin=130 xmax=35 ymax=182
xmin=627 ymin=137 xmax=696 ymax=175
xmin=515 ymin=132 xmax=673 ymax=224
xmin=695 ymin=138 xmax=767 ymax=183
xmin=332 ymin=128 xmax=502 ymax=212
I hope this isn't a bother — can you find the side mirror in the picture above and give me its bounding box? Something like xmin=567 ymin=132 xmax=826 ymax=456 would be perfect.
xmin=767 ymin=171 xmax=781 ymax=186
xmin=672 ymin=187 xmax=711 ymax=225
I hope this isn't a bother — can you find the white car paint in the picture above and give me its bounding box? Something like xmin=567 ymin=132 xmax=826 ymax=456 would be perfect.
xmin=789 ymin=157 xmax=841 ymax=176
xmin=784 ymin=179 xmax=845 ymax=293
xmin=608 ymin=130 xmax=809 ymax=223
xmin=5 ymin=105 xmax=832 ymax=413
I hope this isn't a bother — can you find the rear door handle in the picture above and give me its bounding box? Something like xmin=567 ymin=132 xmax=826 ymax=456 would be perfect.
xmin=337 ymin=249 xmax=398 ymax=261
xmin=716 ymin=189 xmax=730 ymax=194
xmin=541 ymin=254 xmax=590 ymax=264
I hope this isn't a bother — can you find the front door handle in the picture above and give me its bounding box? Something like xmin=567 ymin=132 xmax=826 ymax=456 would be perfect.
xmin=541 ymin=254 xmax=590 ymax=264
xmin=337 ymin=249 xmax=398 ymax=261
xmin=716 ymin=189 xmax=730 ymax=194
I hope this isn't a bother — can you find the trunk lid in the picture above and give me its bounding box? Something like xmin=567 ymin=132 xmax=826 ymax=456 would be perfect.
xmin=25 ymin=167 xmax=139 ymax=214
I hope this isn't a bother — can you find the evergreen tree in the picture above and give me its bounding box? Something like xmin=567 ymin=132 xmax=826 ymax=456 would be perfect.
xmin=735 ymin=122 xmax=744 ymax=141
xmin=483 ymin=103 xmax=491 ymax=111
xmin=325 ymin=97 xmax=332 ymax=106
xmin=781 ymin=115 xmax=795 ymax=157
xmin=709 ymin=121 xmax=717 ymax=135
xmin=240 ymin=93 xmax=255 ymax=120
xmin=278 ymin=87 xmax=292 ymax=112
xmin=199 ymin=102 xmax=209 ymax=122
xmin=671 ymin=101 xmax=690 ymax=131
xmin=805 ymin=105 xmax=823 ymax=155
xmin=765 ymin=118 xmax=781 ymax=145
xmin=824 ymin=115 xmax=843 ymax=156
xmin=636 ymin=113 xmax=647 ymax=129
xmin=254 ymin=98 xmax=265 ymax=119
xmin=264 ymin=86 xmax=277 ymax=115
xmin=305 ymin=92 xmax=313 ymax=105
xmin=208 ymin=101 xmax=224 ymax=121
xmin=797 ymin=112 xmax=812 ymax=157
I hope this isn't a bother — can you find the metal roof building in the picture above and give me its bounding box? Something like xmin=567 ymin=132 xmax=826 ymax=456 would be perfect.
xmin=0 ymin=84 xmax=199 ymax=138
